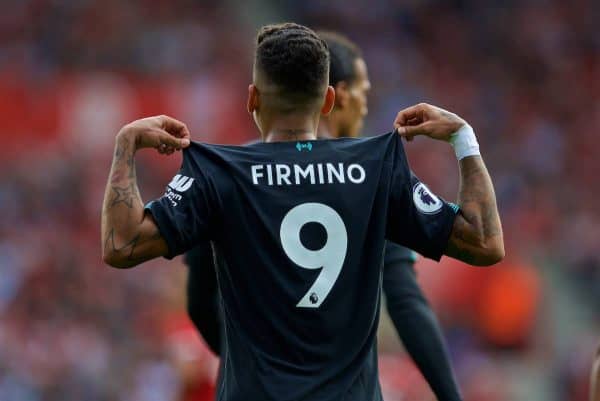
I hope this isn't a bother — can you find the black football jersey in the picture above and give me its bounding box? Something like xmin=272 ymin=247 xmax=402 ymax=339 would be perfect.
xmin=146 ymin=132 xmax=458 ymax=401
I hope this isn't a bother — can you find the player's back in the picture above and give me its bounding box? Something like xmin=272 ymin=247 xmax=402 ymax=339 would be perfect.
xmin=149 ymin=132 xmax=457 ymax=401
xmin=210 ymin=135 xmax=390 ymax=401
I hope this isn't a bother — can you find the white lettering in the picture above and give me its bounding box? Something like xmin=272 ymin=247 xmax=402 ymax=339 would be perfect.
xmin=294 ymin=164 xmax=315 ymax=184
xmin=347 ymin=164 xmax=366 ymax=184
xmin=327 ymin=163 xmax=345 ymax=184
xmin=252 ymin=165 xmax=264 ymax=185
xmin=267 ymin=164 xmax=273 ymax=186
xmin=276 ymin=164 xmax=292 ymax=185
xmin=317 ymin=163 xmax=324 ymax=184
xmin=249 ymin=163 xmax=366 ymax=186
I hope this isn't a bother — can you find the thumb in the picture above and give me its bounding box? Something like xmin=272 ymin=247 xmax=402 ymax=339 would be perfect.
xmin=396 ymin=121 xmax=432 ymax=140
xmin=395 ymin=124 xmax=418 ymax=139
xmin=157 ymin=131 xmax=190 ymax=149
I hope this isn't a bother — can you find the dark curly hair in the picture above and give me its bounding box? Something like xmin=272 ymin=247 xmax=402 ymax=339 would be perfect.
xmin=254 ymin=23 xmax=330 ymax=109
xmin=317 ymin=31 xmax=362 ymax=86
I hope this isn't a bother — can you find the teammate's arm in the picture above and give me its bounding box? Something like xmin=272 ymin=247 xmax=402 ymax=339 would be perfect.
xmin=101 ymin=116 xmax=191 ymax=268
xmin=592 ymin=341 xmax=600 ymax=401
xmin=382 ymin=252 xmax=463 ymax=400
xmin=395 ymin=103 xmax=504 ymax=266
xmin=186 ymin=244 xmax=222 ymax=355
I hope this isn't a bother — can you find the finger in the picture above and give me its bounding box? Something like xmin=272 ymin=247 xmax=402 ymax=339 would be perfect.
xmin=156 ymin=130 xmax=190 ymax=149
xmin=396 ymin=121 xmax=433 ymax=139
xmin=157 ymin=115 xmax=191 ymax=140
xmin=393 ymin=103 xmax=427 ymax=129
xmin=407 ymin=117 xmax=420 ymax=126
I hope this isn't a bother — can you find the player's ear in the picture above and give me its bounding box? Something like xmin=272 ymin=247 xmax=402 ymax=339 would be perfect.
xmin=321 ymin=86 xmax=335 ymax=116
xmin=334 ymin=81 xmax=349 ymax=108
xmin=247 ymin=84 xmax=259 ymax=114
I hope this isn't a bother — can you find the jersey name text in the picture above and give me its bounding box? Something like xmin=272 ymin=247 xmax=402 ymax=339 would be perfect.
xmin=251 ymin=163 xmax=366 ymax=186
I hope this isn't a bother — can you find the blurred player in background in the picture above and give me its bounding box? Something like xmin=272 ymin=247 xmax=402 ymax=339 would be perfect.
xmin=592 ymin=343 xmax=600 ymax=401
xmin=101 ymin=23 xmax=503 ymax=401
xmin=185 ymin=30 xmax=463 ymax=400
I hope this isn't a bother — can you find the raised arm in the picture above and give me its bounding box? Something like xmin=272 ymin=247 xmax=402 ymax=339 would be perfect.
xmin=101 ymin=115 xmax=191 ymax=268
xmin=394 ymin=103 xmax=504 ymax=266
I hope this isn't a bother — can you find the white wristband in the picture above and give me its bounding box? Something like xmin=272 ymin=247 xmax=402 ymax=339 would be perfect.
xmin=449 ymin=124 xmax=480 ymax=160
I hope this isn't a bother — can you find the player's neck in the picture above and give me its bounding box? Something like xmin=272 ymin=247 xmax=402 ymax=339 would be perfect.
xmin=262 ymin=116 xmax=319 ymax=143
xmin=318 ymin=117 xmax=338 ymax=139
xmin=264 ymin=129 xmax=317 ymax=142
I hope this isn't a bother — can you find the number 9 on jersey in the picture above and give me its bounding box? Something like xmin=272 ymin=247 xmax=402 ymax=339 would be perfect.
xmin=280 ymin=202 xmax=348 ymax=308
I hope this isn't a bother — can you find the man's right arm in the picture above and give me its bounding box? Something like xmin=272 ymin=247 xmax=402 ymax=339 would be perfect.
xmin=394 ymin=103 xmax=504 ymax=266
xmin=101 ymin=115 xmax=191 ymax=268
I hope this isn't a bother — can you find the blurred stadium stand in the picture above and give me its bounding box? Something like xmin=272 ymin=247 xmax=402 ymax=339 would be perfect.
xmin=0 ymin=1 xmax=597 ymax=400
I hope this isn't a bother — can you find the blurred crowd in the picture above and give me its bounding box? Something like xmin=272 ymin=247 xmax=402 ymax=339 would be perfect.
xmin=0 ymin=0 xmax=598 ymax=400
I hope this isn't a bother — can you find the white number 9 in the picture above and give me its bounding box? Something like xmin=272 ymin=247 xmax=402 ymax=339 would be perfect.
xmin=280 ymin=202 xmax=348 ymax=308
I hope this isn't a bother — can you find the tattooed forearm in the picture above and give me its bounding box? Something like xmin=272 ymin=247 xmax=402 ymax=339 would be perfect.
xmin=103 ymin=227 xmax=162 ymax=268
xmin=109 ymin=183 xmax=140 ymax=208
xmin=445 ymin=155 xmax=504 ymax=266
xmin=101 ymin=133 xmax=168 ymax=268
xmin=110 ymin=137 xmax=136 ymax=183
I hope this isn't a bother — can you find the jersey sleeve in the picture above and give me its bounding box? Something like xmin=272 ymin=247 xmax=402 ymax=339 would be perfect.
xmin=386 ymin=135 xmax=459 ymax=261
xmin=145 ymin=147 xmax=218 ymax=259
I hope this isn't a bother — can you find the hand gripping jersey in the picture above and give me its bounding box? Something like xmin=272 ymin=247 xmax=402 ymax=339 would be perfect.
xmin=146 ymin=132 xmax=458 ymax=401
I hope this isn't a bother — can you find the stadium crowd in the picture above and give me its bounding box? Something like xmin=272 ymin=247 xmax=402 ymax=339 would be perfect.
xmin=0 ymin=0 xmax=597 ymax=400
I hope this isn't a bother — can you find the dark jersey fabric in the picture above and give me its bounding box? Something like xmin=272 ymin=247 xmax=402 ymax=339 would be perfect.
xmin=185 ymin=243 xmax=222 ymax=354
xmin=146 ymin=132 xmax=457 ymax=401
xmin=184 ymin=241 xmax=415 ymax=356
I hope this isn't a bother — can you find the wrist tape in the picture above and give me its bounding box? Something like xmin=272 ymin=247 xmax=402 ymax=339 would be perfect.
xmin=449 ymin=124 xmax=480 ymax=160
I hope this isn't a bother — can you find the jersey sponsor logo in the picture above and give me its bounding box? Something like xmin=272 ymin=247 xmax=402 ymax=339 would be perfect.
xmin=251 ymin=163 xmax=366 ymax=186
xmin=296 ymin=142 xmax=313 ymax=152
xmin=168 ymin=174 xmax=194 ymax=192
xmin=163 ymin=174 xmax=194 ymax=206
xmin=412 ymin=182 xmax=443 ymax=214
xmin=164 ymin=188 xmax=182 ymax=207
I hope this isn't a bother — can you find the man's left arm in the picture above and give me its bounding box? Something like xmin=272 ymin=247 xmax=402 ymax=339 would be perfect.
xmin=382 ymin=245 xmax=463 ymax=401
xmin=101 ymin=115 xmax=191 ymax=268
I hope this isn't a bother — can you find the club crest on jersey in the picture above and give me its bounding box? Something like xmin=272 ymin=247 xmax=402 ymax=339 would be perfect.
xmin=412 ymin=182 xmax=443 ymax=214
xmin=296 ymin=142 xmax=313 ymax=152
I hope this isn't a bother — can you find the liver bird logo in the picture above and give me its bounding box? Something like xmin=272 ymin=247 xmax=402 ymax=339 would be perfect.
xmin=296 ymin=142 xmax=313 ymax=152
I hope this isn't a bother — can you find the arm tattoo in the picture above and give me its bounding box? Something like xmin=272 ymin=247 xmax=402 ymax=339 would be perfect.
xmin=101 ymin=134 xmax=167 ymax=266
xmin=104 ymin=227 xmax=162 ymax=265
xmin=445 ymin=213 xmax=478 ymax=265
xmin=445 ymin=156 xmax=502 ymax=264
xmin=111 ymin=139 xmax=136 ymax=183
xmin=109 ymin=183 xmax=139 ymax=208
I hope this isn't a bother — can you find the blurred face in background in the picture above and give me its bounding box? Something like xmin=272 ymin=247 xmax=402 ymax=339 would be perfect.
xmin=334 ymin=58 xmax=371 ymax=137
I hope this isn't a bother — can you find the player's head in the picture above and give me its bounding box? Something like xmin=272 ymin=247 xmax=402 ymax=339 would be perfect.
xmin=248 ymin=23 xmax=335 ymax=138
xmin=317 ymin=31 xmax=371 ymax=138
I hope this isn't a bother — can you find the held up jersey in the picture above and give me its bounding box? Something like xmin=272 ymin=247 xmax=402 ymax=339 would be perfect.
xmin=146 ymin=132 xmax=458 ymax=401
